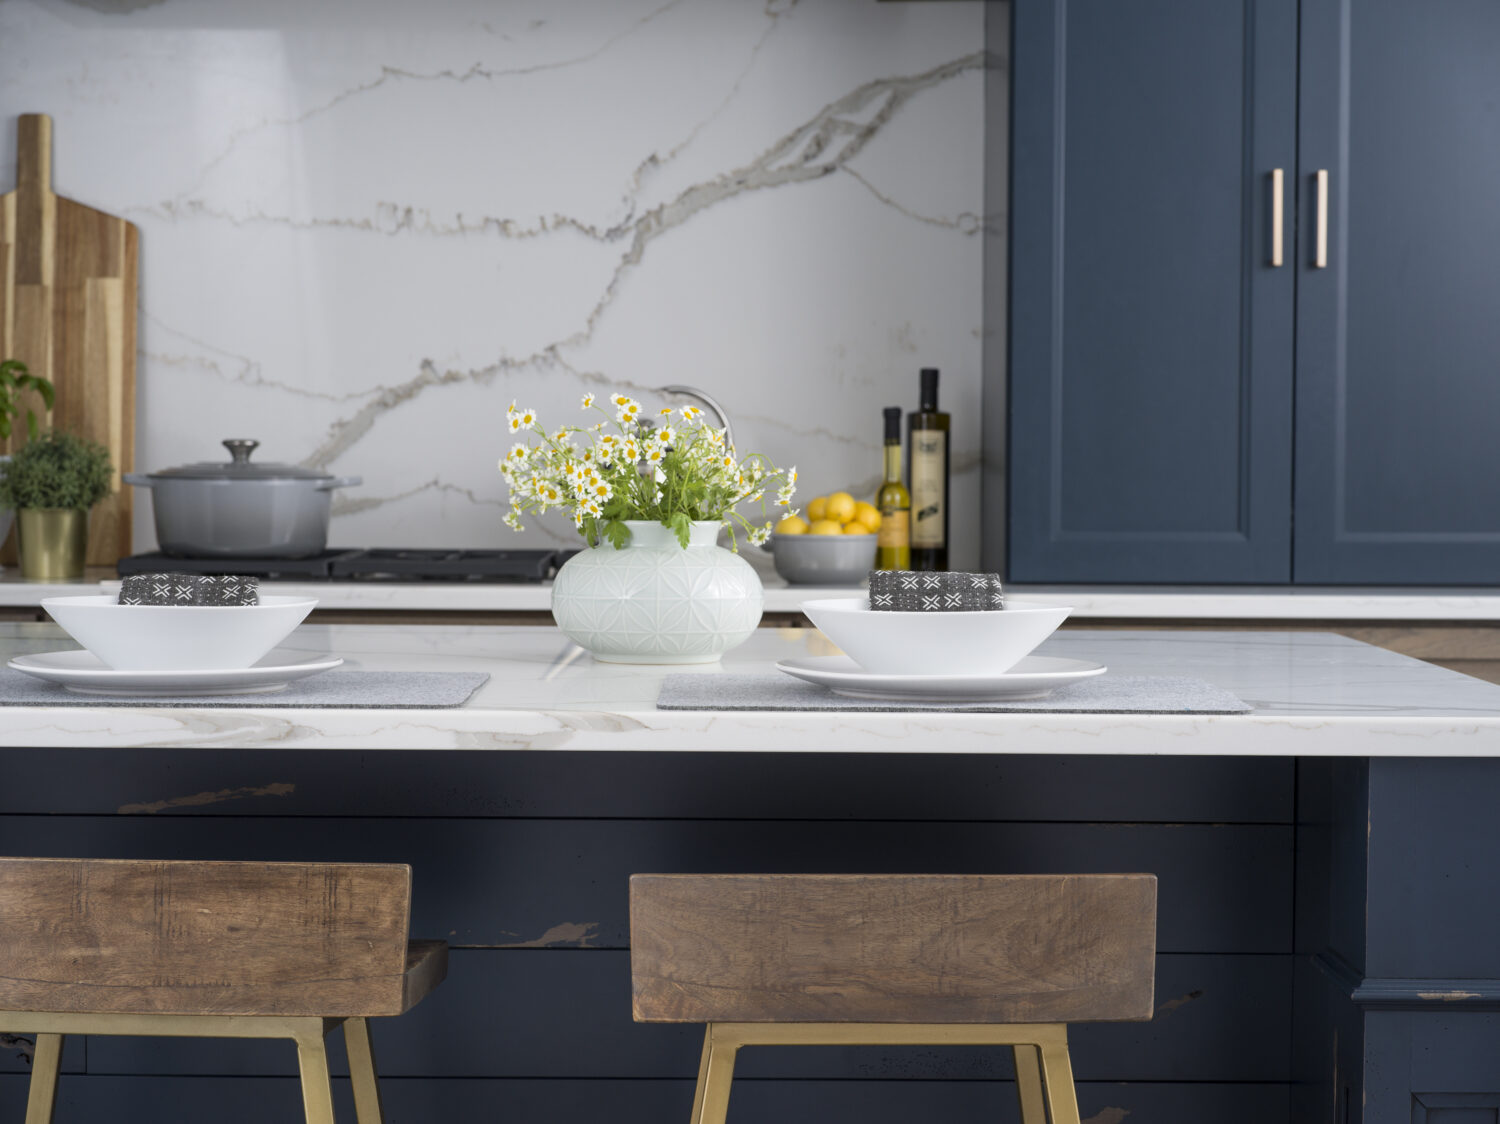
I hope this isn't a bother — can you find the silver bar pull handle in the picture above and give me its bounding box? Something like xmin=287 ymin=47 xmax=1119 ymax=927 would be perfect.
xmin=1270 ymin=168 xmax=1284 ymax=267
xmin=1315 ymin=169 xmax=1329 ymax=268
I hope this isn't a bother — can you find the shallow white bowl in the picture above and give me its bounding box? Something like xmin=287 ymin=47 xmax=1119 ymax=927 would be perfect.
xmin=800 ymin=597 xmax=1071 ymax=676
xmin=41 ymin=594 xmax=318 ymax=671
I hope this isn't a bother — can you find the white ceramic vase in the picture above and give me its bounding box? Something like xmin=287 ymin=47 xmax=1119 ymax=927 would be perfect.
xmin=550 ymin=520 xmax=763 ymax=664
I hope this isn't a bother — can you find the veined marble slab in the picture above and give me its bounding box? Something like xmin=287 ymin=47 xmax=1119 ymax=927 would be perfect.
xmin=2 ymin=623 xmax=1500 ymax=754
xmin=0 ymin=0 xmax=987 ymax=564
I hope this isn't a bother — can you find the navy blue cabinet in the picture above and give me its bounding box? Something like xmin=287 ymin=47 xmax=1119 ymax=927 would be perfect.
xmin=1293 ymin=0 xmax=1500 ymax=584
xmin=1008 ymin=0 xmax=1500 ymax=585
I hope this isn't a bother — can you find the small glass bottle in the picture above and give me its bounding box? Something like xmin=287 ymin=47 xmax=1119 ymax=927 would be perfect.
xmin=875 ymin=406 xmax=911 ymax=571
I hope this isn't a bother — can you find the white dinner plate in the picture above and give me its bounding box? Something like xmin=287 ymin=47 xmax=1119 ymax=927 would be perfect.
xmin=775 ymin=654 xmax=1107 ymax=702
xmin=7 ymin=650 xmax=344 ymax=696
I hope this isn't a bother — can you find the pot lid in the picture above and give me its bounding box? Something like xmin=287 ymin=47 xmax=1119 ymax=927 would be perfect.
xmin=145 ymin=440 xmax=335 ymax=481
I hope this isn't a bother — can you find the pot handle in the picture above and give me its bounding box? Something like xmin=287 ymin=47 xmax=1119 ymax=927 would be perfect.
xmin=316 ymin=475 xmax=362 ymax=492
xmin=121 ymin=473 xmax=154 ymax=488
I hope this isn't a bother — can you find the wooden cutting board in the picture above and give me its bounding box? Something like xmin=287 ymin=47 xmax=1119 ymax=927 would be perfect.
xmin=0 ymin=112 xmax=137 ymax=565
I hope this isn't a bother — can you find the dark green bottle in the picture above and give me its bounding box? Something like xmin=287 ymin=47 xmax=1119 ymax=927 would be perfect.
xmin=907 ymin=367 xmax=950 ymax=570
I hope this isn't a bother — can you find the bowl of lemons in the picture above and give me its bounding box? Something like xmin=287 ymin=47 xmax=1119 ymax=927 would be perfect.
xmin=768 ymin=490 xmax=879 ymax=585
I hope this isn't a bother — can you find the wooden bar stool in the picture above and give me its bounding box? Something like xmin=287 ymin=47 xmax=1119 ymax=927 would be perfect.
xmin=0 ymin=857 xmax=448 ymax=1124
xmin=630 ymin=873 xmax=1157 ymax=1124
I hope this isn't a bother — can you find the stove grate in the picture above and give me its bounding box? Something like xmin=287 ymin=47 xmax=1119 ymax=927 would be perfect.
xmin=116 ymin=549 xmax=570 ymax=583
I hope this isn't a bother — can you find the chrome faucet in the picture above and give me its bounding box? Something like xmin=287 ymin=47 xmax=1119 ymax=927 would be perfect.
xmin=658 ymin=384 xmax=735 ymax=454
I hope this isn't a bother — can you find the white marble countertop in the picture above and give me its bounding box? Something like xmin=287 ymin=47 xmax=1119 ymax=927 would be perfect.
xmin=10 ymin=570 xmax=1500 ymax=619
xmin=3 ymin=622 xmax=1500 ymax=755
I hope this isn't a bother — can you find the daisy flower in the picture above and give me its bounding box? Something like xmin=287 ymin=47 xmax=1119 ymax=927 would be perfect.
xmin=581 ymin=393 xmax=595 ymax=409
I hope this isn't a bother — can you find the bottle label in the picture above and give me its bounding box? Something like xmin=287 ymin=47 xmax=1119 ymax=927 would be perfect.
xmin=878 ymin=509 xmax=909 ymax=548
xmin=910 ymin=430 xmax=946 ymax=548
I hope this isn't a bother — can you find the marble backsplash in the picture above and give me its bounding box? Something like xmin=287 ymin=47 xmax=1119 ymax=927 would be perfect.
xmin=0 ymin=0 xmax=989 ymax=569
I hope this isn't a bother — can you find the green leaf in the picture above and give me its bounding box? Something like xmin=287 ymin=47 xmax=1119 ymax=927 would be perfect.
xmin=668 ymin=511 xmax=690 ymax=549
xmin=603 ymin=519 xmax=631 ymax=550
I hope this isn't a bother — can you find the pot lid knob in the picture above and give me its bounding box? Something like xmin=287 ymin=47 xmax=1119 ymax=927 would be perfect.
xmin=223 ymin=439 xmax=260 ymax=464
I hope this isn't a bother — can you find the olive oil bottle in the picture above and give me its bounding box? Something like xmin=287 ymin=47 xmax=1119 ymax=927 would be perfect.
xmin=875 ymin=406 xmax=911 ymax=571
xmin=907 ymin=367 xmax=950 ymax=570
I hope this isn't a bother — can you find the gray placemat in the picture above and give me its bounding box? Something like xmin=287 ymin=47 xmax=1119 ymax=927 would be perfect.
xmin=0 ymin=669 xmax=489 ymax=708
xmin=658 ymin=673 xmax=1251 ymax=714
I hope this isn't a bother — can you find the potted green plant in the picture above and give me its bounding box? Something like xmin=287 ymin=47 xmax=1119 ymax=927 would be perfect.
xmin=0 ymin=358 xmax=56 ymax=556
xmin=0 ymin=430 xmax=112 ymax=580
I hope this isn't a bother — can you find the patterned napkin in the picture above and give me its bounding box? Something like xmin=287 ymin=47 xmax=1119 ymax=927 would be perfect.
xmin=118 ymin=573 xmax=260 ymax=606
xmin=867 ymin=570 xmax=1005 ymax=612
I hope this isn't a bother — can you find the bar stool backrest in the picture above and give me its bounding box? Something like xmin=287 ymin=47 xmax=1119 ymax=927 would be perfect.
xmin=0 ymin=857 xmax=415 ymax=1017
xmin=631 ymin=873 xmax=1157 ymax=1025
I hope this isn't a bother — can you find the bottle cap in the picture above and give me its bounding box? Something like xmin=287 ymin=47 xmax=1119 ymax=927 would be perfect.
xmin=883 ymin=406 xmax=901 ymax=442
xmin=919 ymin=367 xmax=939 ymax=411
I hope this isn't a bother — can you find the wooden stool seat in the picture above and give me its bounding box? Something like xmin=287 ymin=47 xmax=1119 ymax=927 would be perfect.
xmin=630 ymin=873 xmax=1157 ymax=1124
xmin=0 ymin=857 xmax=448 ymax=1124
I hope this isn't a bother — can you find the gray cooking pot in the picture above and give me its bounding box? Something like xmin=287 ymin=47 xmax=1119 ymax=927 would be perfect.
xmin=123 ymin=439 xmax=361 ymax=559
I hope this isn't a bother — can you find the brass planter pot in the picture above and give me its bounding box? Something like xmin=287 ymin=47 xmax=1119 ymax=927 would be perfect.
xmin=17 ymin=508 xmax=88 ymax=581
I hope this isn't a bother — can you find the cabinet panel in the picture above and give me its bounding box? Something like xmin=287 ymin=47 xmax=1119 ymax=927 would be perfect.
xmin=1294 ymin=0 xmax=1500 ymax=583
xmin=1009 ymin=0 xmax=1297 ymax=582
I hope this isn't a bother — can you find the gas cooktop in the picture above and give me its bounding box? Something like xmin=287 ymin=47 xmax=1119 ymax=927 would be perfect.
xmin=116 ymin=548 xmax=574 ymax=583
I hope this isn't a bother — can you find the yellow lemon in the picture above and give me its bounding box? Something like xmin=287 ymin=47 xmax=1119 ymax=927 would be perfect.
xmin=806 ymin=495 xmax=829 ymax=522
xmin=775 ymin=515 xmax=809 ymax=535
xmin=842 ymin=521 xmax=871 ymax=535
xmin=852 ymin=501 xmax=882 ymax=532
xmin=825 ymin=491 xmax=856 ymax=523
xmin=807 ymin=519 xmax=845 ymax=536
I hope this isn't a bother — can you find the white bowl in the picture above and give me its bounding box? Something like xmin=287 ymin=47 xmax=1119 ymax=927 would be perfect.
xmin=41 ymin=594 xmax=318 ymax=671
xmin=800 ymin=597 xmax=1071 ymax=676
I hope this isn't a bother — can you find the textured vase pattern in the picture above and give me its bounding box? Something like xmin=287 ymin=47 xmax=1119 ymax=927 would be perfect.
xmin=551 ymin=521 xmax=763 ymax=664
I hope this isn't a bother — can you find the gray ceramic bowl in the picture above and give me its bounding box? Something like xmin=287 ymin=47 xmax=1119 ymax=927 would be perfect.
xmin=769 ymin=533 xmax=877 ymax=585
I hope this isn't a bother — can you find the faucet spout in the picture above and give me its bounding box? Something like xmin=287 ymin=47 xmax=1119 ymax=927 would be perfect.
xmin=659 ymin=385 xmax=735 ymax=454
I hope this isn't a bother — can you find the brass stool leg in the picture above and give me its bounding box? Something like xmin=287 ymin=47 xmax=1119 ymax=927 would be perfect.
xmin=24 ymin=1033 xmax=64 ymax=1124
xmin=296 ymin=1028 xmax=338 ymax=1124
xmin=1038 ymin=1031 xmax=1083 ymax=1124
xmin=1012 ymin=1043 xmax=1047 ymax=1124
xmin=689 ymin=1025 xmax=739 ymax=1124
xmin=344 ymin=1017 xmax=386 ymax=1124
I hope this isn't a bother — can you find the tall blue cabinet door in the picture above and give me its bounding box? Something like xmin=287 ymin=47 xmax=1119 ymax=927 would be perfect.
xmin=1294 ymin=1 xmax=1500 ymax=584
xmin=1008 ymin=0 xmax=1297 ymax=583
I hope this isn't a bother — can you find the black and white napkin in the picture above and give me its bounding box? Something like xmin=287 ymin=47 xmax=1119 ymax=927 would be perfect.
xmin=118 ymin=573 xmax=260 ymax=606
xmin=867 ymin=570 xmax=1004 ymax=612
